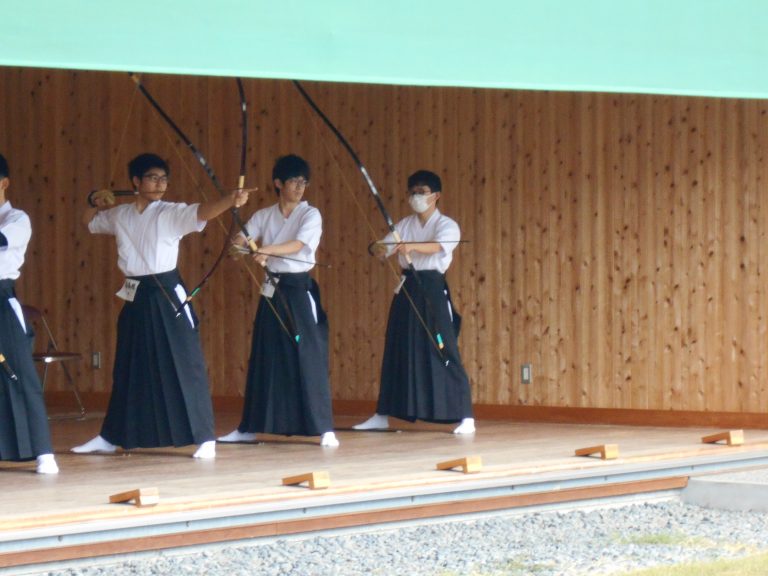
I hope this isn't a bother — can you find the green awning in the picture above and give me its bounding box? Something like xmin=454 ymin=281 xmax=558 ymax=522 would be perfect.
xmin=3 ymin=0 xmax=767 ymax=98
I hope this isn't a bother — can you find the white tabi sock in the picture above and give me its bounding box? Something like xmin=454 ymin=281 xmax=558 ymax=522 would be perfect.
xmin=352 ymin=414 xmax=389 ymax=430
xmin=71 ymin=435 xmax=117 ymax=454
xmin=320 ymin=431 xmax=340 ymax=447
xmin=193 ymin=440 xmax=216 ymax=459
xmin=36 ymin=453 xmax=59 ymax=474
xmin=217 ymin=429 xmax=258 ymax=443
xmin=452 ymin=418 xmax=476 ymax=435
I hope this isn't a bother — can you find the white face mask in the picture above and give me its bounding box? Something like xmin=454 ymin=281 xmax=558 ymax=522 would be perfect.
xmin=409 ymin=193 xmax=432 ymax=214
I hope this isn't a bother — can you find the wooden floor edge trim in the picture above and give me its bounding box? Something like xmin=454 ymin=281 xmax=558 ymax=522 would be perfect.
xmin=47 ymin=393 xmax=768 ymax=430
xmin=330 ymin=400 xmax=768 ymax=429
xmin=1 ymin=447 xmax=713 ymax=533
xmin=489 ymin=407 xmax=768 ymax=429
xmin=0 ymin=476 xmax=688 ymax=569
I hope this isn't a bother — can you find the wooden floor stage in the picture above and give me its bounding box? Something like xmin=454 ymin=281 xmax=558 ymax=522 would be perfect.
xmin=3 ymin=412 xmax=768 ymax=569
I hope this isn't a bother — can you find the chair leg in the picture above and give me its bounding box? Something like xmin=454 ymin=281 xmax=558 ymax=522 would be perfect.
xmin=42 ymin=363 xmax=50 ymax=390
xmin=60 ymin=362 xmax=86 ymax=419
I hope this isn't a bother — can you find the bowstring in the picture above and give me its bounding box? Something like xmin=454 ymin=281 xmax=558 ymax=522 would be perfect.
xmin=137 ymin=83 xmax=264 ymax=284
xmin=109 ymin=86 xmax=139 ymax=188
xmin=298 ymin=97 xmax=447 ymax=358
xmin=107 ymin=82 xmax=180 ymax=312
xmin=137 ymin=76 xmax=296 ymax=340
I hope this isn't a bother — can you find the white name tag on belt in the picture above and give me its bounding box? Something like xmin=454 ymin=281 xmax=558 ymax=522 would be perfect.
xmin=261 ymin=276 xmax=279 ymax=298
xmin=394 ymin=275 xmax=406 ymax=294
xmin=116 ymin=278 xmax=140 ymax=301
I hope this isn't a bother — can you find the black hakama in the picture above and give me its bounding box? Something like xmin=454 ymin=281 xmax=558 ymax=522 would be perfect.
xmin=237 ymin=272 xmax=334 ymax=436
xmin=376 ymin=270 xmax=473 ymax=423
xmin=100 ymin=269 xmax=215 ymax=449
xmin=0 ymin=280 xmax=53 ymax=460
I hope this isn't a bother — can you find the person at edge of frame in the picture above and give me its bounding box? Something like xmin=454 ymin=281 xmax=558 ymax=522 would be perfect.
xmin=0 ymin=153 xmax=59 ymax=474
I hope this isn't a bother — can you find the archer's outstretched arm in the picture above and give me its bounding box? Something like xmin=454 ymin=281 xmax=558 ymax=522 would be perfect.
xmin=197 ymin=189 xmax=250 ymax=221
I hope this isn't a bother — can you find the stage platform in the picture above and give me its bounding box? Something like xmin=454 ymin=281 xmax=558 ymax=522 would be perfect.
xmin=2 ymin=413 xmax=768 ymax=571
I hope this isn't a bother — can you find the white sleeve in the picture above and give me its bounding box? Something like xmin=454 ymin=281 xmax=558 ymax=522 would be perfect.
xmin=434 ymin=216 xmax=461 ymax=255
xmin=0 ymin=212 xmax=31 ymax=251
xmin=88 ymin=208 xmax=117 ymax=235
xmin=160 ymin=203 xmax=206 ymax=237
xmin=243 ymin=209 xmax=263 ymax=241
xmin=295 ymin=208 xmax=322 ymax=251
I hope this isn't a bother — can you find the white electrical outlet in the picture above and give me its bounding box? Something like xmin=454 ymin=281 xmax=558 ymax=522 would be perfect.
xmin=521 ymin=363 xmax=532 ymax=384
xmin=91 ymin=352 xmax=101 ymax=369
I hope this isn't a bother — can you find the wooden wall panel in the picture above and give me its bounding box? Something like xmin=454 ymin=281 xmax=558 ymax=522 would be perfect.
xmin=2 ymin=66 xmax=768 ymax=418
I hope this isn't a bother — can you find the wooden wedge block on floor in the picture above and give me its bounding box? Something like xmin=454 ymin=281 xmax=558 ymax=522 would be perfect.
xmin=436 ymin=455 xmax=483 ymax=474
xmin=108 ymin=487 xmax=160 ymax=507
xmin=574 ymin=444 xmax=619 ymax=460
xmin=282 ymin=471 xmax=330 ymax=490
xmin=701 ymin=430 xmax=744 ymax=446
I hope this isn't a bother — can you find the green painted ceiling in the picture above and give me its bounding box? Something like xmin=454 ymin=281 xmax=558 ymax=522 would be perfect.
xmin=2 ymin=0 xmax=767 ymax=98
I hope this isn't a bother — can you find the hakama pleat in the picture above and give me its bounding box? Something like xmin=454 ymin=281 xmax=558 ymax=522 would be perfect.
xmin=100 ymin=270 xmax=215 ymax=448
xmin=376 ymin=270 xmax=473 ymax=423
xmin=0 ymin=280 xmax=52 ymax=461
xmin=238 ymin=272 xmax=333 ymax=436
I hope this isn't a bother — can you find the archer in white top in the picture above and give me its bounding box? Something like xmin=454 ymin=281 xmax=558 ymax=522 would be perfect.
xmin=89 ymin=201 xmax=206 ymax=277
xmin=0 ymin=200 xmax=31 ymax=281
xmin=242 ymin=200 xmax=321 ymax=274
xmin=0 ymin=153 xmax=58 ymax=474
xmin=382 ymin=209 xmax=460 ymax=274
xmin=220 ymin=153 xmax=338 ymax=448
xmin=72 ymin=152 xmax=249 ymax=460
xmin=355 ymin=169 xmax=474 ymax=435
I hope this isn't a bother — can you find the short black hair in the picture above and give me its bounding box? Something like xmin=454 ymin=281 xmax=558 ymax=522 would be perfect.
xmin=407 ymin=170 xmax=441 ymax=193
xmin=128 ymin=153 xmax=170 ymax=182
xmin=0 ymin=154 xmax=9 ymax=179
xmin=272 ymin=154 xmax=310 ymax=191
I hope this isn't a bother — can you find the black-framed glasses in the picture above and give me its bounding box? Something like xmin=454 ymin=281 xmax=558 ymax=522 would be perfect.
xmin=286 ymin=177 xmax=310 ymax=188
xmin=142 ymin=174 xmax=169 ymax=184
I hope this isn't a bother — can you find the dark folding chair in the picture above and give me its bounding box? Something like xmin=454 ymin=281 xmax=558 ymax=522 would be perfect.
xmin=22 ymin=304 xmax=86 ymax=419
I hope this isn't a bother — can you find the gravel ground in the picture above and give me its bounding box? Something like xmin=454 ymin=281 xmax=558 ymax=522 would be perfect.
xmin=26 ymin=497 xmax=768 ymax=576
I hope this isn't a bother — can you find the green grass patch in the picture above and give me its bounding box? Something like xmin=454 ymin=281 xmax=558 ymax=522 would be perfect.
xmin=440 ymin=558 xmax=552 ymax=575
xmin=614 ymin=531 xmax=708 ymax=547
xmin=614 ymin=531 xmax=759 ymax=556
xmin=617 ymin=551 xmax=768 ymax=575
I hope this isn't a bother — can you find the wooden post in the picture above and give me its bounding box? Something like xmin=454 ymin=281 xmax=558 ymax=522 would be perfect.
xmin=701 ymin=430 xmax=744 ymax=446
xmin=108 ymin=487 xmax=160 ymax=507
xmin=282 ymin=471 xmax=331 ymax=490
xmin=574 ymin=444 xmax=619 ymax=460
xmin=436 ymin=455 xmax=483 ymax=474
